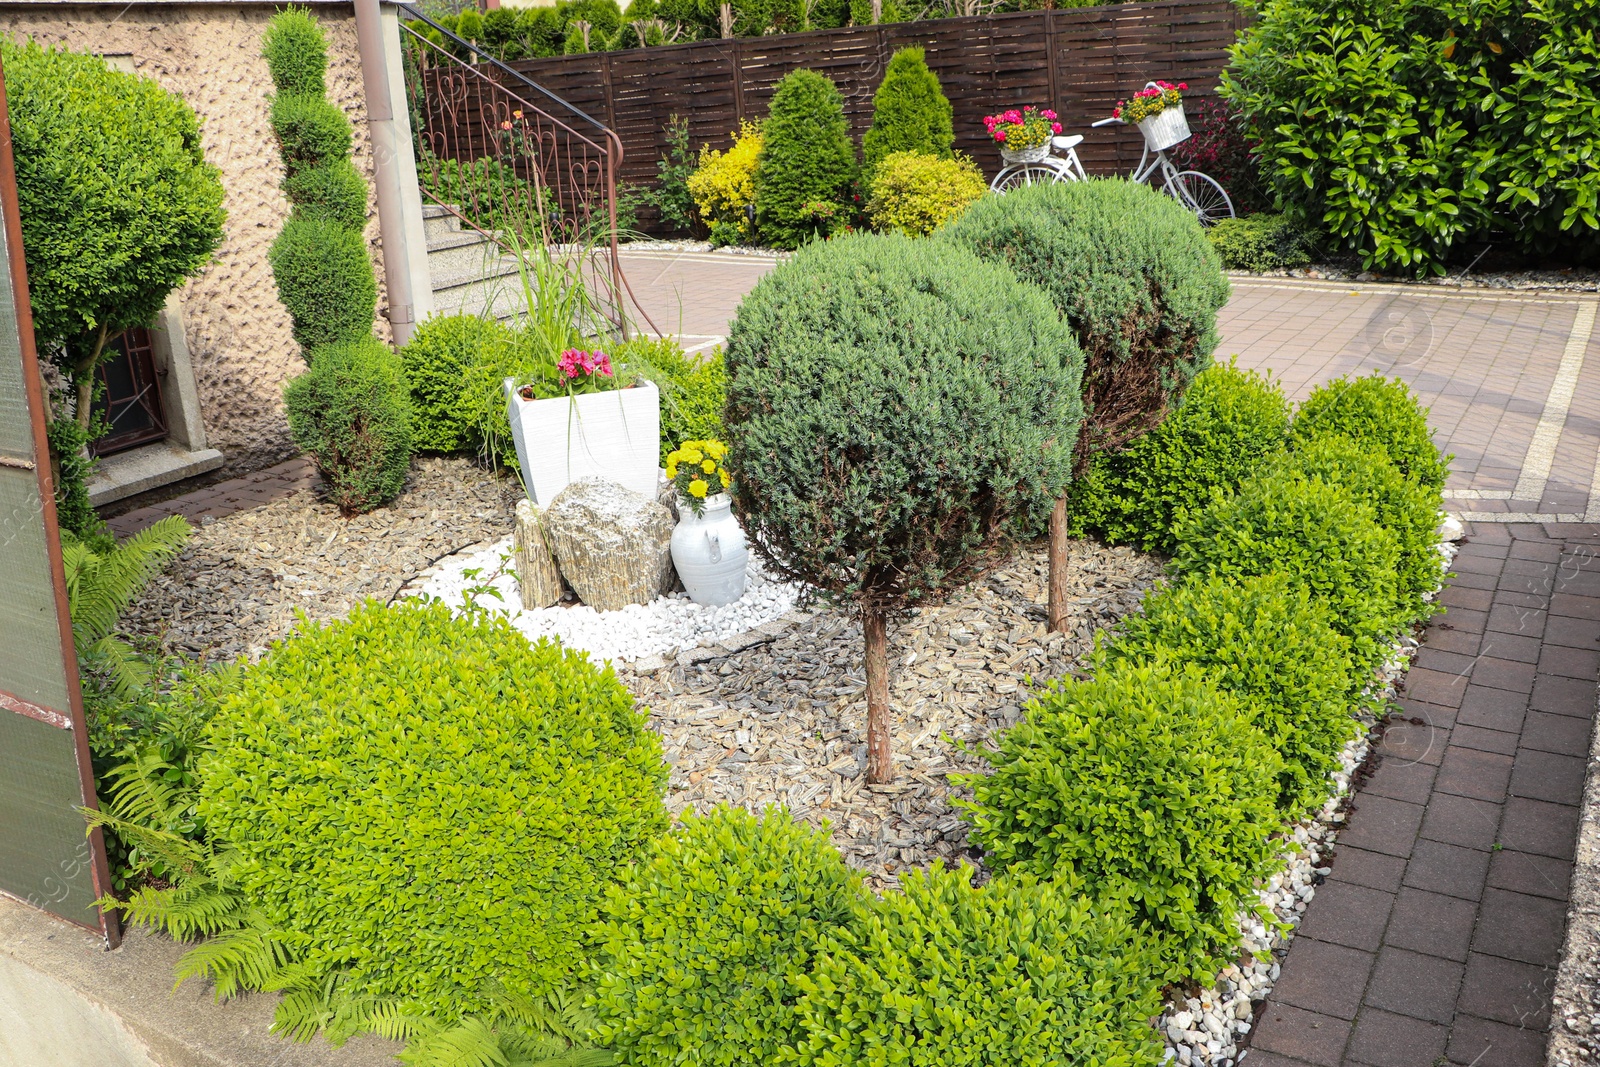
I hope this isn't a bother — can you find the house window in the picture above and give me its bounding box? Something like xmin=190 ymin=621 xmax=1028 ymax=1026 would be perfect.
xmin=90 ymin=328 xmax=169 ymax=457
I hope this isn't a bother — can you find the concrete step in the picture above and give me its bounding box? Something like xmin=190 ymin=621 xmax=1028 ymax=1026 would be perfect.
xmin=422 ymin=203 xmax=463 ymax=241
xmin=426 ymin=229 xmax=520 ymax=278
xmin=430 ymin=267 xmax=527 ymax=321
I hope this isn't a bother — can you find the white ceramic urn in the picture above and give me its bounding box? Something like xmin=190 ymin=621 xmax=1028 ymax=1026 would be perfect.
xmin=670 ymin=493 xmax=749 ymax=606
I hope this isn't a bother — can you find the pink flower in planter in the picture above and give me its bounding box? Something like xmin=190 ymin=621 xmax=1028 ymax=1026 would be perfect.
xmin=1051 ymin=122 xmax=1063 ymax=133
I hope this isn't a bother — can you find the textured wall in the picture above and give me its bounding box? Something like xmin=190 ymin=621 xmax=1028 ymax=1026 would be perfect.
xmin=0 ymin=2 xmax=391 ymax=467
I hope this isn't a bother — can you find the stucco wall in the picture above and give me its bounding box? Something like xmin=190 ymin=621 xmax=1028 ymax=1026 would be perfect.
xmin=0 ymin=1 xmax=391 ymax=468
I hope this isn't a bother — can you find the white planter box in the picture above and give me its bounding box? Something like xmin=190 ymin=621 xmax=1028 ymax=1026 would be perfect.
xmin=503 ymin=378 xmax=661 ymax=505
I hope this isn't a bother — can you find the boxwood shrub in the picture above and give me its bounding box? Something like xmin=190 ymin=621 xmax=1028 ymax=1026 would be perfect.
xmin=956 ymin=663 xmax=1284 ymax=981
xmin=399 ymin=313 xmax=515 ymax=453
xmin=269 ymin=92 xmax=353 ymax=176
xmin=789 ymin=865 xmax=1164 ymax=1067
xmin=196 ymin=600 xmax=671 ymax=1017
xmin=1170 ymin=466 xmax=1403 ymax=673
xmin=261 ymin=6 xmax=328 ymax=96
xmin=1099 ymin=574 xmax=1361 ymax=817
xmin=269 ymin=214 xmax=378 ymax=352
xmin=284 ymin=336 xmax=413 ymax=513
xmin=610 ymin=334 xmax=728 ymax=464
xmin=592 ymin=806 xmax=863 ymax=1066
xmin=1288 ymin=373 xmax=1448 ymax=491
xmin=940 ymin=178 xmax=1230 ymax=471
xmin=283 ymin=158 xmax=368 ymax=231
xmin=1278 ymin=434 xmax=1445 ymax=623
xmin=1070 ymin=360 xmax=1291 ymax=553
xmin=1205 ymin=212 xmax=1315 ymax=272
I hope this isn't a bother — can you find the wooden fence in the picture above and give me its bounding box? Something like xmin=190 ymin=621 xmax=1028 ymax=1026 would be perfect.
xmin=490 ymin=0 xmax=1246 ymax=227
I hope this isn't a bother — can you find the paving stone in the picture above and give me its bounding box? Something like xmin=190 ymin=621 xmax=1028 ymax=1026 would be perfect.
xmin=1550 ymin=592 xmax=1600 ymax=621
xmin=1498 ymin=797 xmax=1580 ymax=860
xmin=1271 ymin=938 xmax=1375 ymax=1020
xmin=1378 ymin=721 xmax=1447 ymax=766
xmin=1235 ymin=1052 xmax=1320 ymax=1067
xmin=1251 ymin=1002 xmax=1353 ymax=1067
xmin=1337 ymin=795 xmax=1424 ymax=858
xmin=1541 ymin=616 xmax=1600 ymax=649
xmin=1520 ymin=709 xmax=1594 ymax=756
xmin=1392 ymin=698 xmax=1458 ymax=730
xmin=1486 ymin=848 xmax=1572 ymax=902
xmin=1433 ymin=744 xmax=1514 ymax=803
xmin=1383 ymin=887 xmax=1479 ymax=961
xmin=1530 ymin=673 xmax=1597 ymax=717
xmin=1456 ymin=686 xmax=1529 ymax=733
xmin=1439 ymin=608 xmax=1490 ymax=635
xmin=1447 ymin=571 xmax=1500 ymax=593
xmin=1508 ymin=541 xmax=1564 ymax=564
xmin=1328 ymin=846 xmax=1408 ymax=895
xmin=1469 ymin=655 xmax=1539 ymax=694
xmin=1538 ymin=643 xmax=1600 ymax=679
xmin=1445 ymin=1014 xmax=1547 ymax=1067
xmin=1424 ymin=627 xmax=1483 ymax=656
xmin=1447 ymin=723 xmax=1520 ymax=755
xmin=1344 ymin=1007 xmax=1449 ymax=1067
xmin=1295 ymin=881 xmax=1396 ymax=953
xmin=1362 ymin=948 xmax=1465 ymax=1024
xmin=1508 ymin=748 xmax=1587 ymax=805
xmin=1420 ymin=792 xmax=1504 ymax=851
xmin=1402 ymin=839 xmax=1490 ymax=901
xmin=1472 ymin=887 xmax=1568 ymax=967
xmin=1489 ymin=603 xmax=1548 ymax=637
xmin=1477 ymin=630 xmax=1544 ymax=663
xmin=1457 ymin=952 xmax=1554 ymax=1028
xmin=1404 ymin=666 xmax=1472 ymax=706
xmin=1361 ymin=759 xmax=1437 ymax=806
xmin=1435 ymin=587 xmax=1493 ymax=614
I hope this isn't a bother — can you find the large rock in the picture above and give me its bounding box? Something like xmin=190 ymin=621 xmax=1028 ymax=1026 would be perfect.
xmin=514 ymin=498 xmax=564 ymax=610
xmin=544 ymin=478 xmax=676 ymax=611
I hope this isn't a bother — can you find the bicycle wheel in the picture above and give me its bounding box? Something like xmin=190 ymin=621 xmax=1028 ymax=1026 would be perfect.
xmin=991 ymin=163 xmax=1071 ymax=193
xmin=1165 ymin=170 xmax=1236 ymax=225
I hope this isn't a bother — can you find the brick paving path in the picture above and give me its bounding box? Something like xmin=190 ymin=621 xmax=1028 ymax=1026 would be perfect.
xmin=106 ymin=456 xmax=317 ymax=540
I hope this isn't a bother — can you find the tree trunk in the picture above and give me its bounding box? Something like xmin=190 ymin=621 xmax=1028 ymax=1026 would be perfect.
xmin=863 ymin=605 xmax=893 ymax=784
xmin=1047 ymin=494 xmax=1070 ymax=632
xmin=71 ymin=323 xmax=111 ymax=433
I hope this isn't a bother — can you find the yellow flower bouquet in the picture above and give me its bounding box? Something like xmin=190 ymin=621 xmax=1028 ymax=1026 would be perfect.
xmin=665 ymin=438 xmax=732 ymax=517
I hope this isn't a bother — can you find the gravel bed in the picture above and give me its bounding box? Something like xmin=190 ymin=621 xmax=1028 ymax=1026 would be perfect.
xmin=620 ymin=237 xmax=788 ymax=258
xmin=403 ymin=536 xmax=802 ymax=663
xmin=620 ymin=539 xmax=1164 ymax=892
xmin=1549 ymin=665 xmax=1600 ymax=1067
xmin=120 ymin=457 xmax=519 ymax=664
xmin=1237 ymin=263 xmax=1600 ymax=292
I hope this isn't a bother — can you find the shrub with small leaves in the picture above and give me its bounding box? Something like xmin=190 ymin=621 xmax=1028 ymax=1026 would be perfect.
xmin=611 ymin=334 xmax=727 ymax=463
xmin=753 ymin=70 xmax=858 ymax=250
xmin=861 ymin=47 xmax=954 ymax=178
xmin=1288 ymin=373 xmax=1449 ymax=491
xmin=284 ymin=337 xmax=413 ymax=513
xmin=261 ymin=6 xmax=328 ymax=96
xmin=1070 ymin=360 xmax=1290 ymax=553
xmin=283 ymin=158 xmax=368 ymax=231
xmin=790 ymin=864 xmax=1165 ymax=1067
xmin=269 ymin=92 xmax=353 ymax=176
xmin=399 ymin=314 xmax=516 ymax=453
xmin=269 ymin=215 xmax=378 ymax=352
xmin=1098 ymin=574 xmax=1361 ymax=817
xmin=592 ymin=806 xmax=863 ymax=1067
xmin=956 ymin=664 xmax=1284 ymax=982
xmin=1205 ymin=212 xmax=1315 ymax=271
xmin=687 ymin=121 xmax=764 ymax=246
xmin=1170 ymin=465 xmax=1403 ymax=673
xmin=866 ymin=151 xmax=987 ymax=237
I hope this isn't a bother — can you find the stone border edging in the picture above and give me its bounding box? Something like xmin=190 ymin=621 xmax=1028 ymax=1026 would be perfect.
xmin=1546 ymin=683 xmax=1600 ymax=1067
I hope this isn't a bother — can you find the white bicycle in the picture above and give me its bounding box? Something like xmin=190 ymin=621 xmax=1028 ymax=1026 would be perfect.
xmin=990 ymin=97 xmax=1236 ymax=225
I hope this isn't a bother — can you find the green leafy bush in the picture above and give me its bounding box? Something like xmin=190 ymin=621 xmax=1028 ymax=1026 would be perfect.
xmin=1288 ymin=373 xmax=1449 ymax=491
xmin=165 ymin=601 xmax=668 ymax=1035
xmin=282 ymin=158 xmax=368 ymax=231
xmin=866 ymin=151 xmax=986 ymax=237
xmin=593 ymin=806 xmax=862 ymax=1066
xmin=753 ymin=70 xmax=858 ymax=249
xmin=1205 ymin=212 xmax=1315 ymax=272
xmin=261 ymin=6 xmax=329 ymax=96
xmin=956 ymin=664 xmax=1284 ymax=981
xmin=1070 ymin=361 xmax=1290 ymax=553
xmin=284 ymin=337 xmax=413 ymax=513
xmin=399 ymin=313 xmax=515 ymax=453
xmin=47 ymin=410 xmax=110 ymax=545
xmin=789 ymin=865 xmax=1164 ymax=1067
xmin=861 ymin=47 xmax=954 ymax=178
xmin=1170 ymin=466 xmax=1403 ymax=672
xmin=1098 ymin=574 xmax=1360 ymax=816
xmin=269 ymin=215 xmax=378 ymax=352
xmin=268 ymin=92 xmax=353 ymax=176
xmin=1279 ymin=435 xmax=1444 ymax=624
xmin=612 ymin=334 xmax=727 ymax=463
xmin=726 ymin=232 xmax=1083 ymax=780
xmin=1223 ymin=0 xmax=1600 ymax=274
xmin=940 ymin=179 xmax=1230 ymax=471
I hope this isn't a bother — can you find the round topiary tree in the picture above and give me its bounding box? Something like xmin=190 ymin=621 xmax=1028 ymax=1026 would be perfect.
xmin=1287 ymin=373 xmax=1449 ymax=491
xmin=753 ymin=69 xmax=858 ymax=250
xmin=260 ymin=5 xmax=327 ymax=96
xmin=940 ymin=179 xmax=1230 ymax=630
xmin=861 ymin=47 xmax=954 ymax=178
xmin=2 ymin=38 xmax=226 ymax=426
xmin=724 ymin=233 xmax=1085 ymax=782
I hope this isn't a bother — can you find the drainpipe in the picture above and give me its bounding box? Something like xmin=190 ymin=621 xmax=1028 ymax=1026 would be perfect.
xmin=355 ymin=0 xmax=417 ymax=347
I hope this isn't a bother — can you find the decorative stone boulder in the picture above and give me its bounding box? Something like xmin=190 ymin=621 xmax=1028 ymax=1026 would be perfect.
xmin=514 ymin=498 xmax=564 ymax=610
xmin=544 ymin=477 xmax=676 ymax=611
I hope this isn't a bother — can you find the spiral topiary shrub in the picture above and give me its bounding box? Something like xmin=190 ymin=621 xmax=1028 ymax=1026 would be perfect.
xmin=261 ymin=6 xmax=328 ymax=96
xmin=284 ymin=337 xmax=413 ymax=513
xmin=398 ymin=313 xmax=515 ymax=453
xmin=1070 ymin=360 xmax=1290 ymax=553
xmin=725 ymin=232 xmax=1084 ymax=780
xmin=753 ymin=69 xmax=858 ymax=249
xmin=861 ymin=47 xmax=954 ymax=178
xmin=1288 ymin=373 xmax=1449 ymax=491
xmin=282 ymin=158 xmax=368 ymax=231
xmin=789 ymin=865 xmax=1165 ymax=1067
xmin=1098 ymin=574 xmax=1361 ymax=817
xmin=185 ymin=600 xmax=670 ymax=1027
xmin=1278 ymin=434 xmax=1444 ymax=623
xmin=269 ymin=215 xmax=379 ymax=352
xmin=940 ymin=179 xmax=1230 ymax=472
xmin=955 ymin=663 xmax=1284 ymax=981
xmin=268 ymin=93 xmax=353 ymax=177
xmin=592 ymin=806 xmax=863 ymax=1066
xmin=1170 ymin=466 xmax=1403 ymax=673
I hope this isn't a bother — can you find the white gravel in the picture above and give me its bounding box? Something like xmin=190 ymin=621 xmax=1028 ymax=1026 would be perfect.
xmin=405 ymin=536 xmax=802 ymax=664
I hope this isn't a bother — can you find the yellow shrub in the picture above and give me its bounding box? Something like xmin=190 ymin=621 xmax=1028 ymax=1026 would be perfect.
xmin=867 ymin=151 xmax=988 ymax=237
xmin=686 ymin=121 xmax=763 ymax=244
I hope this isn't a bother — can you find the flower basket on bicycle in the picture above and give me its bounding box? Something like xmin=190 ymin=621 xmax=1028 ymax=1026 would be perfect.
xmin=1000 ymin=141 xmax=1052 ymax=164
xmin=984 ymin=106 xmax=1062 ymax=166
xmin=1138 ymin=105 xmax=1191 ymax=152
xmin=1115 ymin=81 xmax=1191 ymax=152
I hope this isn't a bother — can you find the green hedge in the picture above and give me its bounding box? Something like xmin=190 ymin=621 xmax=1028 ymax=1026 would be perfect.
xmin=399 ymin=313 xmax=515 ymax=453
xmin=196 ymin=600 xmax=670 ymax=1018
xmin=283 ymin=158 xmax=368 ymax=231
xmin=1288 ymin=374 xmax=1449 ymax=492
xmin=956 ymin=664 xmax=1284 ymax=981
xmin=1205 ymin=212 xmax=1315 ymax=272
xmin=261 ymin=7 xmax=328 ymax=96
xmin=1171 ymin=465 xmax=1403 ymax=673
xmin=593 ymin=806 xmax=862 ymax=1066
xmin=268 ymin=215 xmax=378 ymax=352
xmin=789 ymin=866 xmax=1164 ymax=1067
xmin=268 ymin=92 xmax=353 ymax=176
xmin=1099 ymin=574 xmax=1360 ymax=817
xmin=1070 ymin=361 xmax=1291 ymax=553
xmin=940 ymin=180 xmax=1230 ymax=471
xmin=284 ymin=337 xmax=413 ymax=513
